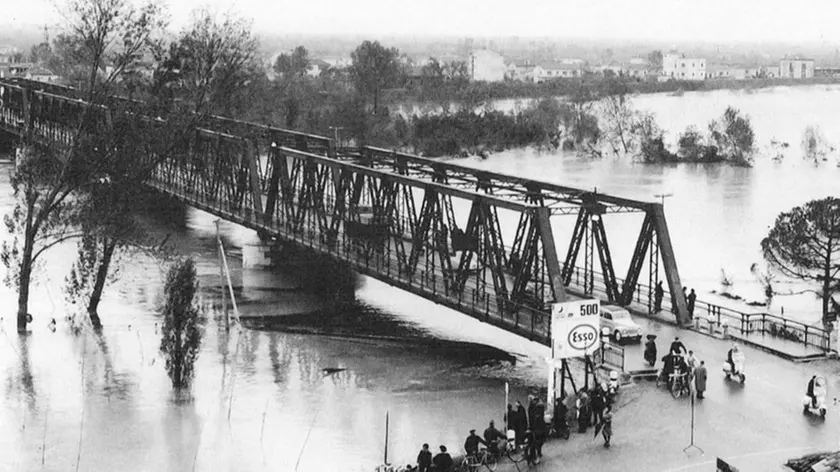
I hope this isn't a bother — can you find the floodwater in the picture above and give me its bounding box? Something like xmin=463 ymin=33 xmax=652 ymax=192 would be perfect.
xmin=0 ymin=84 xmax=839 ymax=471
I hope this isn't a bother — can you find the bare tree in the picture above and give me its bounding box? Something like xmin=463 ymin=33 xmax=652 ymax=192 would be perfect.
xmin=0 ymin=0 xmax=166 ymax=332
xmin=158 ymin=8 xmax=259 ymax=116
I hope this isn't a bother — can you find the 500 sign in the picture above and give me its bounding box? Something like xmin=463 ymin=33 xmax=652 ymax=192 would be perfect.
xmin=579 ymin=302 xmax=599 ymax=317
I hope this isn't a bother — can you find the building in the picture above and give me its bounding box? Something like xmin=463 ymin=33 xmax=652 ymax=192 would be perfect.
xmin=662 ymin=53 xmax=706 ymax=81
xmin=533 ymin=61 xmax=584 ymax=82
xmin=26 ymin=66 xmax=60 ymax=83
xmin=469 ymin=50 xmax=506 ymax=82
xmin=779 ymin=58 xmax=815 ymax=79
xmin=505 ymin=59 xmax=535 ymax=81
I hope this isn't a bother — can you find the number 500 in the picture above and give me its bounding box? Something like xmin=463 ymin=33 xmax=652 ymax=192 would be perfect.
xmin=579 ymin=303 xmax=599 ymax=316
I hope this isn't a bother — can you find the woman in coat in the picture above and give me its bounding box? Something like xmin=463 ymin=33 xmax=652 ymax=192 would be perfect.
xmin=694 ymin=360 xmax=708 ymax=399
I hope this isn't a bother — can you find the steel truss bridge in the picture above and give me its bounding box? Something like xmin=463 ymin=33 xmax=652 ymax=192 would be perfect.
xmin=0 ymin=78 xmax=689 ymax=346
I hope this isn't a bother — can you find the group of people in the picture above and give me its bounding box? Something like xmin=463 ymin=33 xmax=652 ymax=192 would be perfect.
xmin=653 ymin=336 xmax=709 ymax=399
xmin=414 ymin=389 xmax=616 ymax=471
xmin=653 ymin=282 xmax=698 ymax=317
xmin=505 ymin=395 xmax=547 ymax=464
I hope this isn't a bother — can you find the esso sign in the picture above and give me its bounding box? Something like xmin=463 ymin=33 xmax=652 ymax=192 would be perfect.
xmin=568 ymin=324 xmax=598 ymax=350
xmin=551 ymin=299 xmax=601 ymax=359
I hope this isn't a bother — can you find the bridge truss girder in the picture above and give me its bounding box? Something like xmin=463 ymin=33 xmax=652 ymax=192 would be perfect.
xmin=0 ymin=78 xmax=693 ymax=340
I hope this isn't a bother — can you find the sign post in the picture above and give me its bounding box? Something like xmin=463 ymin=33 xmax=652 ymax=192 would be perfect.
xmin=548 ymin=299 xmax=601 ymax=418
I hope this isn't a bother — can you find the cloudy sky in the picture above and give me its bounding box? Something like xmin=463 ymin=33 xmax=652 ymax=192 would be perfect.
xmin=5 ymin=0 xmax=840 ymax=43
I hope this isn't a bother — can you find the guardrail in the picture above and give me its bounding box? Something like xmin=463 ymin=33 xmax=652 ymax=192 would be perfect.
xmin=563 ymin=265 xmax=832 ymax=353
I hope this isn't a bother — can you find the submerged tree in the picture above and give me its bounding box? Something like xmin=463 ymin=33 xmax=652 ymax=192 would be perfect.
xmin=801 ymin=125 xmax=832 ymax=165
xmin=350 ymin=40 xmax=400 ymax=113
xmin=708 ymin=107 xmax=755 ymax=166
xmin=761 ymin=197 xmax=840 ymax=324
xmin=159 ymin=258 xmax=203 ymax=389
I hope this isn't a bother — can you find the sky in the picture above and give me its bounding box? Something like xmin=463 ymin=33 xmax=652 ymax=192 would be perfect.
xmin=5 ymin=0 xmax=840 ymax=44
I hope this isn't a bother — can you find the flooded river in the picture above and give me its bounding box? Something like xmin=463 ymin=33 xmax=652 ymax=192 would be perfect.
xmin=0 ymin=84 xmax=839 ymax=471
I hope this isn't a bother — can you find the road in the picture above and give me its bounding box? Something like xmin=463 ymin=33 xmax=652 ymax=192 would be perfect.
xmin=491 ymin=315 xmax=840 ymax=472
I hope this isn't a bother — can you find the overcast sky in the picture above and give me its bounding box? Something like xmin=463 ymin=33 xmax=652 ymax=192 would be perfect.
xmin=6 ymin=0 xmax=840 ymax=43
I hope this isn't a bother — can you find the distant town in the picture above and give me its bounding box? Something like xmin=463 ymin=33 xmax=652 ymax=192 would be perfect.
xmin=0 ymin=37 xmax=833 ymax=88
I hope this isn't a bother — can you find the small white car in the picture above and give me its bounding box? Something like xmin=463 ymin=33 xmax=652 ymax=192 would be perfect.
xmin=600 ymin=305 xmax=643 ymax=344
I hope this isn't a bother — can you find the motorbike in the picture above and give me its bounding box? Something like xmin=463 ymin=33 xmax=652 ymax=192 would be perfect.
xmin=722 ymin=351 xmax=746 ymax=383
xmin=802 ymin=376 xmax=828 ymax=418
xmin=607 ymin=371 xmax=620 ymax=396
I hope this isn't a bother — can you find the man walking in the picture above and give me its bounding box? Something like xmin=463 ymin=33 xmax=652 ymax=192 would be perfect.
xmin=694 ymin=360 xmax=708 ymax=399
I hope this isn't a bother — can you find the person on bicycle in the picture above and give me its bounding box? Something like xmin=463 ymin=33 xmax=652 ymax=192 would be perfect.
xmin=523 ymin=428 xmax=539 ymax=465
xmin=670 ymin=337 xmax=687 ymax=356
xmin=483 ymin=421 xmax=504 ymax=454
xmin=464 ymin=429 xmax=487 ymax=459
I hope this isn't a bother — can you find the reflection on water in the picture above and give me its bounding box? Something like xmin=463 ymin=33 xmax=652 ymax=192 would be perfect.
xmin=0 ymin=85 xmax=838 ymax=470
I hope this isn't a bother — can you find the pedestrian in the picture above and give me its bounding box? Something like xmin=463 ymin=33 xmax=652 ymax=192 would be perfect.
xmin=694 ymin=360 xmax=707 ymax=399
xmin=687 ymin=288 xmax=697 ymax=317
xmin=654 ymin=281 xmax=664 ymax=313
xmin=686 ymin=350 xmax=698 ymax=375
xmin=504 ymin=404 xmax=514 ymax=434
xmin=417 ymin=444 xmax=432 ymax=472
xmin=432 ymin=445 xmax=453 ymax=472
xmin=554 ymin=395 xmax=569 ymax=437
xmin=513 ymin=401 xmax=527 ymax=445
xmin=600 ymin=405 xmax=613 ymax=448
xmin=590 ymin=384 xmax=605 ymax=426
xmin=523 ymin=429 xmax=539 ymax=465
xmin=577 ymin=390 xmax=591 ymax=433
xmin=527 ymin=395 xmax=538 ymax=428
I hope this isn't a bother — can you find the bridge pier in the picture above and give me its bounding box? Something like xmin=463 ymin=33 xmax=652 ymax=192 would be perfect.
xmin=243 ymin=239 xmax=281 ymax=270
xmin=243 ymin=237 xmax=358 ymax=301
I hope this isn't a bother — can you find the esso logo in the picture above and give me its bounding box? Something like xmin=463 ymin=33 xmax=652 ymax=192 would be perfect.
xmin=568 ymin=324 xmax=598 ymax=350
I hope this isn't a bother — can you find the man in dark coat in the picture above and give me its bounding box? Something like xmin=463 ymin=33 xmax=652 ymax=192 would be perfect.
xmin=432 ymin=445 xmax=453 ymax=472
xmin=687 ymin=289 xmax=697 ymax=317
xmin=483 ymin=421 xmax=504 ymax=453
xmin=807 ymin=375 xmax=818 ymax=407
xmin=654 ymin=281 xmax=664 ymax=312
xmin=694 ymin=360 xmax=708 ymax=399
xmin=554 ymin=396 xmax=569 ymax=437
xmin=590 ymin=384 xmax=606 ymax=426
xmin=531 ymin=398 xmax=546 ymax=458
xmin=513 ymin=401 xmax=527 ymax=445
xmin=464 ymin=429 xmax=486 ymax=458
xmin=417 ymin=444 xmax=432 ymax=472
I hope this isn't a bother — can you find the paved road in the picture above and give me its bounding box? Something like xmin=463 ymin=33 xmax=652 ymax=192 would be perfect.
xmin=490 ymin=315 xmax=840 ymax=472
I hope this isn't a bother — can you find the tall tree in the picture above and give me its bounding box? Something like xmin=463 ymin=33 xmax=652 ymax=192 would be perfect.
xmin=159 ymin=258 xmax=203 ymax=389
xmin=761 ymin=198 xmax=840 ymax=324
xmin=1 ymin=0 xmax=166 ymax=332
xmin=648 ymin=50 xmax=664 ymax=72
xmin=274 ymin=45 xmax=310 ymax=78
xmin=350 ymin=40 xmax=399 ymax=113
xmin=157 ymin=8 xmax=259 ymax=117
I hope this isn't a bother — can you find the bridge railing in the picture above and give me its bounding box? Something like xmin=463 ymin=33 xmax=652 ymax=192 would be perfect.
xmin=564 ymin=265 xmax=831 ymax=352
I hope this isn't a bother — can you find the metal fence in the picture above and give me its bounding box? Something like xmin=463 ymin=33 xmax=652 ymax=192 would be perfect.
xmin=564 ymin=265 xmax=832 ymax=353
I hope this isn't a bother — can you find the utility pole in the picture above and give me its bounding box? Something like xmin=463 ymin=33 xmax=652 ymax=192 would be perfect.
xmin=329 ymin=126 xmax=344 ymax=150
xmin=215 ymin=219 xmax=229 ymax=331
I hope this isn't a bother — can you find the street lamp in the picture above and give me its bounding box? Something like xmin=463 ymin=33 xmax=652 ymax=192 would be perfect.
xmin=654 ymin=193 xmax=673 ymax=207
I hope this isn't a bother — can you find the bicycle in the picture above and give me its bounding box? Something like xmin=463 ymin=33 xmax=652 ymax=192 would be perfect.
xmin=459 ymin=448 xmax=498 ymax=472
xmin=669 ymin=372 xmax=691 ymax=399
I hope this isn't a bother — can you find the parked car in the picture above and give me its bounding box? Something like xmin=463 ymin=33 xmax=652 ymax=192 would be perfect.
xmin=600 ymin=305 xmax=642 ymax=344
